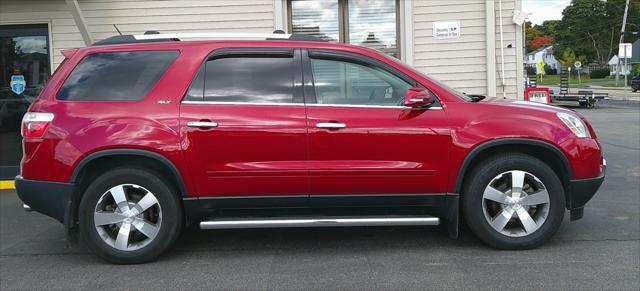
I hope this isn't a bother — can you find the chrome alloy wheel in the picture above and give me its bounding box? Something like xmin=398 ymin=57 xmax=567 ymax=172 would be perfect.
xmin=482 ymin=170 xmax=550 ymax=237
xmin=93 ymin=184 xmax=162 ymax=251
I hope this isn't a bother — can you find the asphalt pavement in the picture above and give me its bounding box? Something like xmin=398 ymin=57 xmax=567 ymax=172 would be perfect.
xmin=1 ymin=100 xmax=639 ymax=290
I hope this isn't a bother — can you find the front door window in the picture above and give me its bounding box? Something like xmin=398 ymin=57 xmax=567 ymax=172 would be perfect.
xmin=310 ymin=58 xmax=412 ymax=106
xmin=0 ymin=24 xmax=51 ymax=178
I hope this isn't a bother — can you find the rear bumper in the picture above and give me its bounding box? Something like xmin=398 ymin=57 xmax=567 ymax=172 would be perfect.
xmin=567 ymin=162 xmax=605 ymax=220
xmin=15 ymin=176 xmax=74 ymax=225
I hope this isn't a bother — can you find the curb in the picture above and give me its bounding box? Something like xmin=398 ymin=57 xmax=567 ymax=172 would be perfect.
xmin=0 ymin=180 xmax=15 ymax=190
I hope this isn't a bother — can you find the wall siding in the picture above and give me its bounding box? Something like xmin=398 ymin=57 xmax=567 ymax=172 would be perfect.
xmin=0 ymin=0 xmax=275 ymax=67
xmin=494 ymin=0 xmax=521 ymax=98
xmin=1 ymin=0 xmax=523 ymax=98
xmin=412 ymin=0 xmax=522 ymax=99
xmin=412 ymin=0 xmax=487 ymax=95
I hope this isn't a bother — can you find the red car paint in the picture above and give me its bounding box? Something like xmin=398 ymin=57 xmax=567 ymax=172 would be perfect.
xmin=21 ymin=40 xmax=604 ymax=199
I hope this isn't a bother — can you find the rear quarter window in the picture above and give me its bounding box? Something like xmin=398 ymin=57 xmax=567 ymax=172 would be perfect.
xmin=56 ymin=50 xmax=178 ymax=101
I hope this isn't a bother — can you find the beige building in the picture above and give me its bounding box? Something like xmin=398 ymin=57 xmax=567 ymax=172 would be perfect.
xmin=0 ymin=0 xmax=525 ymax=177
xmin=1 ymin=0 xmax=524 ymax=97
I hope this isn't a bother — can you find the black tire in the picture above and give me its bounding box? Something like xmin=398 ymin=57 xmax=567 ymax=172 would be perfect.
xmin=79 ymin=167 xmax=183 ymax=264
xmin=461 ymin=153 xmax=565 ymax=249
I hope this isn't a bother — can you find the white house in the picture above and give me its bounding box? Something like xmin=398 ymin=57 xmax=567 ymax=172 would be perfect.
xmin=608 ymin=55 xmax=632 ymax=75
xmin=525 ymin=45 xmax=559 ymax=74
xmin=608 ymin=39 xmax=639 ymax=75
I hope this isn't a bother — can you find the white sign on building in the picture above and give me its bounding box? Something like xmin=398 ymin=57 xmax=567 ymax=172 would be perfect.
xmin=433 ymin=21 xmax=460 ymax=39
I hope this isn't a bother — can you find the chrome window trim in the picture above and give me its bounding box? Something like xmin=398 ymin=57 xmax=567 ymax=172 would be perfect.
xmin=306 ymin=104 xmax=443 ymax=110
xmin=181 ymin=101 xmax=302 ymax=106
xmin=181 ymin=100 xmax=443 ymax=110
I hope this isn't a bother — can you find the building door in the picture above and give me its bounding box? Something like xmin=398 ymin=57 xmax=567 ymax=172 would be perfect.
xmin=0 ymin=24 xmax=51 ymax=179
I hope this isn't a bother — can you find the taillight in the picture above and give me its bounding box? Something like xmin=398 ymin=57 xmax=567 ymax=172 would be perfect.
xmin=21 ymin=112 xmax=54 ymax=138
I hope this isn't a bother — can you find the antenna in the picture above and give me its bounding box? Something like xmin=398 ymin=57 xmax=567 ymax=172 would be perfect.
xmin=113 ymin=24 xmax=122 ymax=36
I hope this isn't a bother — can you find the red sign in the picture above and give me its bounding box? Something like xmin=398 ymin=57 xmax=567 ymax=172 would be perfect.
xmin=524 ymin=87 xmax=551 ymax=104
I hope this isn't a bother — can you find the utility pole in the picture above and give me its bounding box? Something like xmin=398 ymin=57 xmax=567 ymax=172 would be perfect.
xmin=615 ymin=0 xmax=630 ymax=85
xmin=524 ymin=20 xmax=527 ymax=88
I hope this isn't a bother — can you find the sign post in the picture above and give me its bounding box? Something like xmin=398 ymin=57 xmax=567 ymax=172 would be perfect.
xmin=620 ymin=43 xmax=632 ymax=99
xmin=537 ymin=60 xmax=545 ymax=82
xmin=574 ymin=61 xmax=582 ymax=84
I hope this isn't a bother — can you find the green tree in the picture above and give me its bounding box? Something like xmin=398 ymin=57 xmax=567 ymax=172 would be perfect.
xmin=536 ymin=20 xmax=560 ymax=37
xmin=559 ymin=48 xmax=577 ymax=69
xmin=524 ymin=21 xmax=541 ymax=51
xmin=525 ymin=20 xmax=559 ymax=52
xmin=631 ymin=64 xmax=640 ymax=77
xmin=553 ymin=0 xmax=608 ymax=64
xmin=607 ymin=0 xmax=640 ymax=46
xmin=553 ymin=0 xmax=640 ymax=65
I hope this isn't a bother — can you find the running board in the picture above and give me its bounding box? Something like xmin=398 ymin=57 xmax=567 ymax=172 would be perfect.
xmin=200 ymin=216 xmax=440 ymax=229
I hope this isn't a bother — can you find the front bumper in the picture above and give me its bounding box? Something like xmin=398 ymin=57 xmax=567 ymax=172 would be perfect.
xmin=15 ymin=176 xmax=74 ymax=225
xmin=566 ymin=160 xmax=605 ymax=220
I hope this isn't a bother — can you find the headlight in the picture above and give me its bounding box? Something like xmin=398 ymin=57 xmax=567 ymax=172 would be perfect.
xmin=556 ymin=112 xmax=591 ymax=138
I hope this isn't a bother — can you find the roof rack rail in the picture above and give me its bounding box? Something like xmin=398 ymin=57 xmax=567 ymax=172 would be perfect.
xmin=93 ymin=31 xmax=326 ymax=46
xmin=92 ymin=35 xmax=179 ymax=46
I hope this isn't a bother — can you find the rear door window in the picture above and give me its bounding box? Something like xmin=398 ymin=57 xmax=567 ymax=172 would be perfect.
xmin=57 ymin=50 xmax=178 ymax=101
xmin=201 ymin=56 xmax=295 ymax=103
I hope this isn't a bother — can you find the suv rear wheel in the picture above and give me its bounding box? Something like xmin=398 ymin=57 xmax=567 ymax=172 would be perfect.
xmin=79 ymin=167 xmax=182 ymax=264
xmin=462 ymin=153 xmax=565 ymax=249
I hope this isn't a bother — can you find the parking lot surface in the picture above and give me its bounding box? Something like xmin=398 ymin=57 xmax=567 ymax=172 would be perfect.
xmin=1 ymin=100 xmax=638 ymax=290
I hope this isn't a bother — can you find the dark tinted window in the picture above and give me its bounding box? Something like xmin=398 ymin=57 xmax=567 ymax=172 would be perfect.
xmin=203 ymin=57 xmax=294 ymax=103
xmin=57 ymin=50 xmax=178 ymax=101
xmin=184 ymin=64 xmax=204 ymax=101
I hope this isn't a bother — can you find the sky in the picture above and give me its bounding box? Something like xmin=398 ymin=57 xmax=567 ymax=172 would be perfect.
xmin=523 ymin=0 xmax=571 ymax=25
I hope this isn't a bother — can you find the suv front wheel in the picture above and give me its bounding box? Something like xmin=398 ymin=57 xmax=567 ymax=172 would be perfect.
xmin=462 ymin=153 xmax=565 ymax=249
xmin=79 ymin=167 xmax=183 ymax=264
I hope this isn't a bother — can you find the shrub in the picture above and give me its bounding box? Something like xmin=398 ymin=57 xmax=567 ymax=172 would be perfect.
xmin=589 ymin=68 xmax=610 ymax=79
xmin=544 ymin=64 xmax=557 ymax=75
xmin=525 ymin=66 xmax=536 ymax=76
xmin=631 ymin=64 xmax=640 ymax=77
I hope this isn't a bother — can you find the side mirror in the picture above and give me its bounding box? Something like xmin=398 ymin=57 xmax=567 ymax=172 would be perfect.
xmin=404 ymin=87 xmax=435 ymax=108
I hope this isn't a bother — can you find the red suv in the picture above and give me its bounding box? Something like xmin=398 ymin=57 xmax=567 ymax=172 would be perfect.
xmin=16 ymin=33 xmax=605 ymax=264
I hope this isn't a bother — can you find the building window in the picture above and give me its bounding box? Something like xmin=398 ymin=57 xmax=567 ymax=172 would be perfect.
xmin=288 ymin=0 xmax=400 ymax=58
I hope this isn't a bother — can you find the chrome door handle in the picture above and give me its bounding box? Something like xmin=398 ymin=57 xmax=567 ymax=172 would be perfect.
xmin=316 ymin=122 xmax=347 ymax=129
xmin=187 ymin=121 xmax=218 ymax=128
